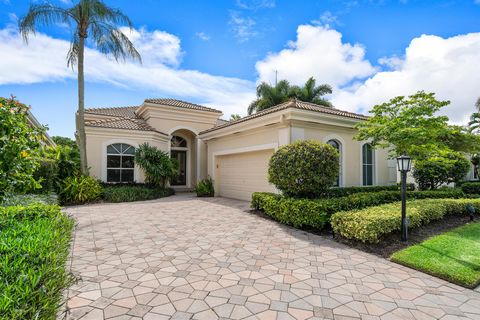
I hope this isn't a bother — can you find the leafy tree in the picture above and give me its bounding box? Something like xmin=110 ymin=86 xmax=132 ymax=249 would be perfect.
xmin=288 ymin=77 xmax=332 ymax=107
xmin=355 ymin=91 xmax=479 ymax=158
xmin=229 ymin=114 xmax=242 ymax=121
xmin=412 ymin=151 xmax=470 ymax=190
xmin=0 ymin=97 xmax=44 ymax=199
xmin=134 ymin=143 xmax=178 ymax=188
xmin=248 ymin=77 xmax=332 ymax=114
xmin=52 ymin=136 xmax=78 ymax=149
xmin=19 ymin=0 xmax=141 ymax=175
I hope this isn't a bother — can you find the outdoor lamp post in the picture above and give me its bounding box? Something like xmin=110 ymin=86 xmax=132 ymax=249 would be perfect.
xmin=397 ymin=154 xmax=412 ymax=242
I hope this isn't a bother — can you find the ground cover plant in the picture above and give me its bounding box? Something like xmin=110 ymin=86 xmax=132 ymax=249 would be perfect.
xmin=0 ymin=204 xmax=74 ymax=319
xmin=391 ymin=222 xmax=480 ymax=288
xmin=103 ymin=185 xmax=174 ymax=202
xmin=331 ymin=198 xmax=480 ymax=243
xmin=1 ymin=193 xmax=58 ymax=206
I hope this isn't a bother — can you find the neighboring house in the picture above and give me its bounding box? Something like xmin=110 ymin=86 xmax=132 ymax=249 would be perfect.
xmin=27 ymin=110 xmax=55 ymax=147
xmin=84 ymin=98 xmax=397 ymax=201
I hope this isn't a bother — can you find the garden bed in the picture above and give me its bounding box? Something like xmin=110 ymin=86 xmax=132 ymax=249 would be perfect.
xmin=391 ymin=222 xmax=480 ymax=288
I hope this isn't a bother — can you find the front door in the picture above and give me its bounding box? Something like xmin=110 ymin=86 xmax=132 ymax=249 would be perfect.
xmin=171 ymin=150 xmax=187 ymax=186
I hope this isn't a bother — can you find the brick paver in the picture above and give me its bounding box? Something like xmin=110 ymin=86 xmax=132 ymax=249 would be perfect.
xmin=64 ymin=194 xmax=480 ymax=319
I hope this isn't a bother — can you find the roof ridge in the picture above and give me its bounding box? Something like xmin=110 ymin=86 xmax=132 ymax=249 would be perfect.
xmin=144 ymin=98 xmax=222 ymax=113
xmin=85 ymin=105 xmax=139 ymax=111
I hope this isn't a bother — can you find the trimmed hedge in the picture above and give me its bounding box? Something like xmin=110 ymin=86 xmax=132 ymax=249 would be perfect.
xmin=322 ymin=184 xmax=415 ymax=198
xmin=461 ymin=182 xmax=480 ymax=195
xmin=0 ymin=204 xmax=74 ymax=319
xmin=331 ymin=199 xmax=480 ymax=243
xmin=251 ymin=189 xmax=467 ymax=230
xmin=103 ymin=186 xmax=174 ymax=203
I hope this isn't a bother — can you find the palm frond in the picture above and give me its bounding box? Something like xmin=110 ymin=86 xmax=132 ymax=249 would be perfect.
xmin=19 ymin=4 xmax=74 ymax=42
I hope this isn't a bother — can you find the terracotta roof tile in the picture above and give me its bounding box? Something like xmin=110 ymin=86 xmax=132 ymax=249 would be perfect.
xmin=86 ymin=117 xmax=167 ymax=135
xmin=144 ymin=98 xmax=222 ymax=113
xmin=199 ymin=99 xmax=368 ymax=134
xmin=85 ymin=106 xmax=139 ymax=118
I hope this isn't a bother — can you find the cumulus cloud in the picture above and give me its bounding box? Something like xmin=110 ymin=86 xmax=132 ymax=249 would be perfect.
xmin=0 ymin=26 xmax=255 ymax=117
xmin=255 ymin=25 xmax=376 ymax=87
xmin=332 ymin=32 xmax=480 ymax=123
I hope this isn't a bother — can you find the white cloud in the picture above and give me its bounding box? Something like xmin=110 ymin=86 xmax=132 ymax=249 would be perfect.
xmin=255 ymin=25 xmax=376 ymax=87
xmin=195 ymin=32 xmax=210 ymax=41
xmin=332 ymin=32 xmax=480 ymax=123
xmin=312 ymin=11 xmax=339 ymax=28
xmin=0 ymin=26 xmax=255 ymax=117
xmin=236 ymin=0 xmax=275 ymax=10
xmin=229 ymin=11 xmax=258 ymax=42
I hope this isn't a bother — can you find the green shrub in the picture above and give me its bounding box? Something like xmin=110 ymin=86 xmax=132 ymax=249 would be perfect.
xmin=323 ymin=184 xmax=415 ymax=198
xmin=103 ymin=186 xmax=174 ymax=202
xmin=461 ymin=182 xmax=480 ymax=195
xmin=134 ymin=143 xmax=178 ymax=188
xmin=268 ymin=140 xmax=339 ymax=198
xmin=194 ymin=177 xmax=215 ymax=197
xmin=0 ymin=204 xmax=74 ymax=319
xmin=32 ymin=157 xmax=57 ymax=192
xmin=251 ymin=189 xmax=467 ymax=230
xmin=0 ymin=97 xmax=44 ymax=199
xmin=59 ymin=175 xmax=103 ymax=205
xmin=331 ymin=199 xmax=480 ymax=243
xmin=413 ymin=151 xmax=470 ymax=190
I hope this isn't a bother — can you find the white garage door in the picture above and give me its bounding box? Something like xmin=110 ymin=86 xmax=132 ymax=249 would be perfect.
xmin=216 ymin=149 xmax=276 ymax=201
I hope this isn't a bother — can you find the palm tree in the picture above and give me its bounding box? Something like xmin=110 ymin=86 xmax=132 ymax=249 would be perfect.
xmin=248 ymin=80 xmax=291 ymax=115
xmin=247 ymin=77 xmax=332 ymax=115
xmin=19 ymin=0 xmax=141 ymax=174
xmin=288 ymin=77 xmax=332 ymax=107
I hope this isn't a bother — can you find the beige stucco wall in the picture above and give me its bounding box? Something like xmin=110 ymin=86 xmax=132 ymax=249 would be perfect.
xmin=203 ymin=117 xmax=396 ymax=199
xmin=85 ymin=128 xmax=169 ymax=183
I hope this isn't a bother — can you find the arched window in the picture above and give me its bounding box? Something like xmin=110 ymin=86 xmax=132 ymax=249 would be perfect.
xmin=171 ymin=136 xmax=187 ymax=148
xmin=106 ymin=143 xmax=135 ymax=182
xmin=327 ymin=139 xmax=342 ymax=187
xmin=362 ymin=143 xmax=374 ymax=186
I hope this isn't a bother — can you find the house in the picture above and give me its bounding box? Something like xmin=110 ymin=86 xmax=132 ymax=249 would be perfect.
xmin=84 ymin=98 xmax=397 ymax=201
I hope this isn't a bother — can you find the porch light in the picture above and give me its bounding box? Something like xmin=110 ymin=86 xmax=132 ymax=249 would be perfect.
xmin=396 ymin=154 xmax=412 ymax=242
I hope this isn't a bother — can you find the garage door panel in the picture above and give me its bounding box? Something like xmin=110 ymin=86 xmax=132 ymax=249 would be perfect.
xmin=216 ymin=149 xmax=276 ymax=201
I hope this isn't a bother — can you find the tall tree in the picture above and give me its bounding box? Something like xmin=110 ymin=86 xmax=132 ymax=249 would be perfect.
xmin=19 ymin=0 xmax=141 ymax=174
xmin=248 ymin=77 xmax=332 ymax=114
xmin=248 ymin=80 xmax=291 ymax=115
xmin=288 ymin=77 xmax=332 ymax=107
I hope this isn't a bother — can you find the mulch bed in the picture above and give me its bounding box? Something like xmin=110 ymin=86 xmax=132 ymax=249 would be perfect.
xmin=249 ymin=209 xmax=476 ymax=258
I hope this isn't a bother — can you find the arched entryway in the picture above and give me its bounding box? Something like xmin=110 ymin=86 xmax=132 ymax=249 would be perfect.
xmin=169 ymin=129 xmax=198 ymax=188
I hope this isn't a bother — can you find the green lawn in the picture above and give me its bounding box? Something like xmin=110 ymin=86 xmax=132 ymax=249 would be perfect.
xmin=391 ymin=222 xmax=480 ymax=288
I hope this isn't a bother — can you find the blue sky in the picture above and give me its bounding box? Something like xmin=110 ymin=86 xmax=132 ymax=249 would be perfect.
xmin=1 ymin=0 xmax=480 ymax=137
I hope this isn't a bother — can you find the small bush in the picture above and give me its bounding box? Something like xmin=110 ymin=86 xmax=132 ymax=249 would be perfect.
xmin=251 ymin=189 xmax=467 ymax=230
xmin=59 ymin=175 xmax=103 ymax=205
xmin=331 ymin=199 xmax=480 ymax=243
xmin=0 ymin=204 xmax=74 ymax=319
xmin=103 ymin=186 xmax=174 ymax=203
xmin=268 ymin=140 xmax=339 ymax=198
xmin=461 ymin=182 xmax=480 ymax=195
xmin=194 ymin=177 xmax=214 ymax=197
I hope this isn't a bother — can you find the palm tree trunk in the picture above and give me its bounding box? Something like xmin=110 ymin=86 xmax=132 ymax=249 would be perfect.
xmin=76 ymin=35 xmax=88 ymax=174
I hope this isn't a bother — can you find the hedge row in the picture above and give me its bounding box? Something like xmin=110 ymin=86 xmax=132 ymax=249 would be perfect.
xmin=461 ymin=182 xmax=480 ymax=195
xmin=251 ymin=189 xmax=467 ymax=230
xmin=103 ymin=186 xmax=174 ymax=203
xmin=322 ymin=184 xmax=415 ymax=198
xmin=0 ymin=204 xmax=74 ymax=319
xmin=331 ymin=199 xmax=480 ymax=243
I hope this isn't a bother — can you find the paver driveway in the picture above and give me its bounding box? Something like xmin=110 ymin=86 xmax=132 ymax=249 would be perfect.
xmin=64 ymin=194 xmax=480 ymax=320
